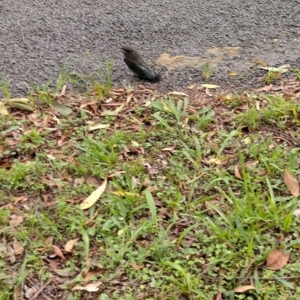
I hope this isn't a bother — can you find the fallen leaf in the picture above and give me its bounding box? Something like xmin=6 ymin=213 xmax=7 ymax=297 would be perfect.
xmin=51 ymin=101 xmax=72 ymax=116
xmin=0 ymin=101 xmax=9 ymax=115
xmin=187 ymin=83 xmax=196 ymax=89
xmin=243 ymin=137 xmax=251 ymax=144
xmin=255 ymin=85 xmax=273 ymax=92
xmin=215 ymin=292 xmax=223 ymax=300
xmin=101 ymin=103 xmax=125 ymax=116
xmin=201 ymin=84 xmax=220 ymax=89
xmin=64 ymin=238 xmax=79 ymax=252
xmin=59 ymin=85 xmax=67 ymax=97
xmin=6 ymin=98 xmax=34 ymax=111
xmin=80 ymin=178 xmax=107 ymax=210
xmin=162 ymin=146 xmax=176 ymax=152
xmin=9 ymin=214 xmax=24 ymax=227
xmin=228 ymin=71 xmax=237 ymax=76
xmin=233 ymin=285 xmax=255 ymax=293
xmin=13 ymin=238 xmax=24 ymax=256
xmin=167 ymin=91 xmax=188 ymax=97
xmin=266 ymin=248 xmax=289 ymax=270
xmin=55 ymin=267 xmax=77 ymax=277
xmin=234 ymin=165 xmax=242 ymax=179
xmin=215 ymin=156 xmax=233 ymax=165
xmin=72 ymin=281 xmax=102 ymax=292
xmin=84 ymin=270 xmax=105 ymax=282
xmin=88 ymin=124 xmax=110 ymax=131
xmin=52 ymin=245 xmax=66 ymax=260
xmin=259 ymin=66 xmax=289 ymax=73
xmin=130 ymin=263 xmax=144 ymax=270
xmin=293 ymin=208 xmax=300 ymax=217
xmin=85 ymin=176 xmax=102 ymax=187
xmin=74 ymin=177 xmax=85 ymax=185
xmin=45 ymin=236 xmax=54 ymax=247
xmin=284 ymin=169 xmax=299 ymax=197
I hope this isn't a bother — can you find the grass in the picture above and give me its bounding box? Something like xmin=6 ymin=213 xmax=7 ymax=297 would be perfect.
xmin=201 ymin=63 xmax=214 ymax=80
xmin=0 ymin=74 xmax=300 ymax=299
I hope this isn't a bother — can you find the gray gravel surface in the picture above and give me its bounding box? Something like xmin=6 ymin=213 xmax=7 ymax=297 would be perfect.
xmin=1 ymin=0 xmax=300 ymax=96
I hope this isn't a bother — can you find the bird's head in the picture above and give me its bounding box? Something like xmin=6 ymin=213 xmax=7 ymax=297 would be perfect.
xmin=121 ymin=45 xmax=136 ymax=55
xmin=121 ymin=45 xmax=142 ymax=62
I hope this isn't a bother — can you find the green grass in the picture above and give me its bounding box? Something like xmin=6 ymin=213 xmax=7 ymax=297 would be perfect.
xmin=0 ymin=81 xmax=300 ymax=299
xmin=0 ymin=71 xmax=11 ymax=99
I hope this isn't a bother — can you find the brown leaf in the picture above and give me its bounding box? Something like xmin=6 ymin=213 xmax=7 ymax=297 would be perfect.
xmin=84 ymin=270 xmax=105 ymax=282
xmin=80 ymin=178 xmax=107 ymax=210
xmin=130 ymin=263 xmax=144 ymax=270
xmin=234 ymin=164 xmax=242 ymax=179
xmin=293 ymin=207 xmax=300 ymax=217
xmin=59 ymin=85 xmax=67 ymax=97
xmin=64 ymin=238 xmax=79 ymax=252
xmin=284 ymin=169 xmax=299 ymax=197
xmin=72 ymin=281 xmax=102 ymax=292
xmin=13 ymin=195 xmax=28 ymax=205
xmin=233 ymin=285 xmax=255 ymax=293
xmin=49 ymin=260 xmax=59 ymax=272
xmin=74 ymin=177 xmax=85 ymax=186
xmin=9 ymin=214 xmax=24 ymax=227
xmin=85 ymin=176 xmax=102 ymax=187
xmin=266 ymin=248 xmax=289 ymax=270
xmin=13 ymin=238 xmax=24 ymax=256
xmin=45 ymin=236 xmax=54 ymax=247
xmin=214 ymin=292 xmax=223 ymax=300
xmin=52 ymin=245 xmax=66 ymax=260
xmin=255 ymin=85 xmax=273 ymax=92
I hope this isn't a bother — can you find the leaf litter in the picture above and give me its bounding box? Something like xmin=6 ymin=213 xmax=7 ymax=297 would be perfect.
xmin=0 ymin=76 xmax=300 ymax=299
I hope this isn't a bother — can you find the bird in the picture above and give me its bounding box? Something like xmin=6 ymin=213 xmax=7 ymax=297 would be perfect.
xmin=121 ymin=45 xmax=161 ymax=82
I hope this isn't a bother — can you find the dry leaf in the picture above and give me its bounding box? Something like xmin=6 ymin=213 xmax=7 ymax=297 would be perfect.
xmin=293 ymin=208 xmax=300 ymax=217
xmin=201 ymin=84 xmax=220 ymax=89
xmin=9 ymin=214 xmax=24 ymax=227
xmin=45 ymin=236 xmax=54 ymax=247
xmin=162 ymin=146 xmax=176 ymax=151
xmin=284 ymin=169 xmax=299 ymax=197
xmin=130 ymin=263 xmax=144 ymax=270
xmin=233 ymin=285 xmax=255 ymax=293
xmin=13 ymin=238 xmax=24 ymax=256
xmin=228 ymin=71 xmax=237 ymax=76
xmin=80 ymin=178 xmax=107 ymax=210
xmin=167 ymin=91 xmax=188 ymax=97
xmin=84 ymin=270 xmax=105 ymax=282
xmin=72 ymin=281 xmax=102 ymax=292
xmin=215 ymin=292 xmax=223 ymax=300
xmin=266 ymin=248 xmax=289 ymax=270
xmin=234 ymin=165 xmax=242 ymax=179
xmin=255 ymin=85 xmax=273 ymax=92
xmin=88 ymin=124 xmax=110 ymax=131
xmin=64 ymin=238 xmax=79 ymax=252
xmin=187 ymin=83 xmax=196 ymax=89
xmin=0 ymin=101 xmax=9 ymax=115
xmin=101 ymin=103 xmax=125 ymax=116
xmin=52 ymin=245 xmax=66 ymax=260
xmin=215 ymin=156 xmax=233 ymax=165
xmin=59 ymin=85 xmax=67 ymax=97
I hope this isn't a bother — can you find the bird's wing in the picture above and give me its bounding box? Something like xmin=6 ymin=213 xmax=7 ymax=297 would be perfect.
xmin=124 ymin=59 xmax=160 ymax=82
xmin=124 ymin=59 xmax=146 ymax=78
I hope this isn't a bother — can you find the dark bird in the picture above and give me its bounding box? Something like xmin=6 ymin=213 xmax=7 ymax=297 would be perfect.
xmin=121 ymin=45 xmax=161 ymax=82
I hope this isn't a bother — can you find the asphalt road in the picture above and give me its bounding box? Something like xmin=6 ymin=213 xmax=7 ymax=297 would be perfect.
xmin=1 ymin=0 xmax=299 ymax=96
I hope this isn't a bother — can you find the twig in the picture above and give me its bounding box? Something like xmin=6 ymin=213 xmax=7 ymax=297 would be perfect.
xmin=31 ymin=279 xmax=52 ymax=300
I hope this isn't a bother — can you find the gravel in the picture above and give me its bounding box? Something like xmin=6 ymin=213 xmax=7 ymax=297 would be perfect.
xmin=1 ymin=0 xmax=300 ymax=96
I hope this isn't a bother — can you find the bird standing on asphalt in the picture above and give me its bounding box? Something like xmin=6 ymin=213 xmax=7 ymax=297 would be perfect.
xmin=121 ymin=45 xmax=161 ymax=82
